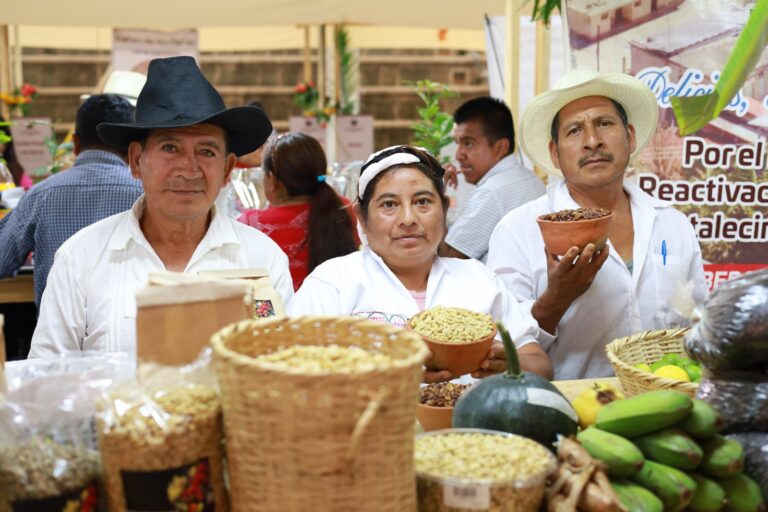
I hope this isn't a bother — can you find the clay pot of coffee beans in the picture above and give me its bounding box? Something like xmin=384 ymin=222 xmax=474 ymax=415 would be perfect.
xmin=416 ymin=382 xmax=471 ymax=431
xmin=536 ymin=207 xmax=613 ymax=256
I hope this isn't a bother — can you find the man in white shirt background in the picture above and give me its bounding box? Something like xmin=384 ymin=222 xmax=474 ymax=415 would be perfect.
xmin=440 ymin=96 xmax=545 ymax=262
xmin=487 ymin=69 xmax=707 ymax=380
xmin=30 ymin=56 xmax=292 ymax=358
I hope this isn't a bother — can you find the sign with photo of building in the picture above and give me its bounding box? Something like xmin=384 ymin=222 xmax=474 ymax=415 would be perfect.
xmin=565 ymin=0 xmax=768 ymax=289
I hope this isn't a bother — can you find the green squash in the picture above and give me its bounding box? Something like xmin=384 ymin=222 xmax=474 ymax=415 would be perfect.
xmin=452 ymin=323 xmax=578 ymax=451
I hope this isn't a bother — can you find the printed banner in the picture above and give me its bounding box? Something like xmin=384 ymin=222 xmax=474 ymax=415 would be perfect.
xmin=112 ymin=28 xmax=199 ymax=74
xmin=335 ymin=115 xmax=374 ymax=163
xmin=9 ymin=118 xmax=54 ymax=178
xmin=564 ymin=0 xmax=768 ymax=289
xmin=288 ymin=116 xmax=327 ymax=151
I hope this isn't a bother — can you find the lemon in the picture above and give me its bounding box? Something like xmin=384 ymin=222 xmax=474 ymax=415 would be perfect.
xmin=685 ymin=365 xmax=702 ymax=382
xmin=660 ymin=353 xmax=683 ymax=365
xmin=653 ymin=365 xmax=691 ymax=382
xmin=634 ymin=363 xmax=652 ymax=373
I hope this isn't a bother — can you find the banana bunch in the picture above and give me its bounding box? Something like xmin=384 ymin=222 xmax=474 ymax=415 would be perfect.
xmin=573 ymin=390 xmax=765 ymax=512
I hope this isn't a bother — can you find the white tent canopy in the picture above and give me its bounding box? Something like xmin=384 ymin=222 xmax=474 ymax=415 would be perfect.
xmin=2 ymin=0 xmax=530 ymax=30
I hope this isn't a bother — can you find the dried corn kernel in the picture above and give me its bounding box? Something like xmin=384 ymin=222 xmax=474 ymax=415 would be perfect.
xmin=101 ymin=385 xmax=219 ymax=443
xmin=411 ymin=307 xmax=494 ymax=344
xmin=415 ymin=432 xmax=551 ymax=482
xmin=253 ymin=344 xmax=392 ymax=373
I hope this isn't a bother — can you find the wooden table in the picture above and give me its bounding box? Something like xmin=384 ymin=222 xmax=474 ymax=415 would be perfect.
xmin=553 ymin=377 xmax=622 ymax=402
xmin=0 ymin=274 xmax=34 ymax=304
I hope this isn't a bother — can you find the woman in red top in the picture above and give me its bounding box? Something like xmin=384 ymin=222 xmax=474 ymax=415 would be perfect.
xmin=239 ymin=133 xmax=358 ymax=290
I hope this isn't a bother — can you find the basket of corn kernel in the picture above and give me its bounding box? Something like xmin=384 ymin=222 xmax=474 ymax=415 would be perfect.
xmin=414 ymin=429 xmax=556 ymax=512
xmin=97 ymin=361 xmax=226 ymax=512
xmin=409 ymin=306 xmax=497 ymax=377
xmin=211 ymin=316 xmax=430 ymax=512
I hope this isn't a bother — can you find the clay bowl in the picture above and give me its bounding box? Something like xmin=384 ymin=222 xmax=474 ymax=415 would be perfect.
xmin=536 ymin=211 xmax=613 ymax=256
xmin=416 ymin=403 xmax=455 ymax=431
xmin=408 ymin=318 xmax=497 ymax=377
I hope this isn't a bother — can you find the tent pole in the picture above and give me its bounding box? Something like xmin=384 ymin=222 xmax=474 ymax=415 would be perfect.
xmin=504 ymin=0 xmax=520 ymax=153
xmin=11 ymin=25 xmax=22 ymax=89
xmin=333 ymin=24 xmax=341 ymax=109
xmin=0 ymin=26 xmax=11 ymax=120
xmin=533 ymin=18 xmax=551 ymax=184
xmin=302 ymin=25 xmax=311 ymax=83
xmin=534 ymin=19 xmax=550 ymax=96
xmin=318 ymin=24 xmax=326 ymax=110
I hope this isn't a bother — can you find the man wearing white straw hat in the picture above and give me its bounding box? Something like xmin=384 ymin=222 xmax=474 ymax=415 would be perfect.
xmin=487 ymin=69 xmax=706 ymax=380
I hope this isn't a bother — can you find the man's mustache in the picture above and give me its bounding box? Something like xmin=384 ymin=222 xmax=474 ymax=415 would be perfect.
xmin=167 ymin=178 xmax=207 ymax=191
xmin=578 ymin=152 xmax=613 ymax=167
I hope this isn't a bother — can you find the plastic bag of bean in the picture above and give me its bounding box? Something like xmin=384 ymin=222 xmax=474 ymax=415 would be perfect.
xmin=725 ymin=432 xmax=768 ymax=498
xmin=96 ymin=349 xmax=228 ymax=512
xmin=684 ymin=267 xmax=768 ymax=373
xmin=696 ymin=377 xmax=768 ymax=433
xmin=0 ymin=356 xmax=128 ymax=512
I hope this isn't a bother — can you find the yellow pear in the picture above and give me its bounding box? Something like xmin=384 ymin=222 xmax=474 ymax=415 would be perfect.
xmin=571 ymin=382 xmax=624 ymax=429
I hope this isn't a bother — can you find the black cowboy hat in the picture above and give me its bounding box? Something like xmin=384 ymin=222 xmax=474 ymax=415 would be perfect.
xmin=97 ymin=56 xmax=272 ymax=156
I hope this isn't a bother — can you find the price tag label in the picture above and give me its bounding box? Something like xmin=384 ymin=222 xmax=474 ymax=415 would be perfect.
xmin=443 ymin=482 xmax=490 ymax=509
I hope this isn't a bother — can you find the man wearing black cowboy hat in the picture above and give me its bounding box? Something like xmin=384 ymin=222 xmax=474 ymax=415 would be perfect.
xmin=29 ymin=56 xmax=293 ymax=358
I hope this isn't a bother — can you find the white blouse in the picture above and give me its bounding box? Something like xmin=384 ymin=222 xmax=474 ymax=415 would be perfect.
xmin=288 ymin=247 xmax=541 ymax=348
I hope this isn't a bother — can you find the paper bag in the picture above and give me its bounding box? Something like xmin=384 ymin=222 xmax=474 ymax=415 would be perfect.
xmin=136 ymin=274 xmax=250 ymax=366
xmin=198 ymin=268 xmax=284 ymax=318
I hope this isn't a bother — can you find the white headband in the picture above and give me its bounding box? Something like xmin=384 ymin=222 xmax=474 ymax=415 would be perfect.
xmin=358 ymin=146 xmax=427 ymax=198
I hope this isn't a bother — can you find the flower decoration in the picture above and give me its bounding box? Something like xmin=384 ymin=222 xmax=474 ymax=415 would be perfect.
xmin=293 ymin=81 xmax=320 ymax=115
xmin=63 ymin=483 xmax=99 ymax=512
xmin=168 ymin=460 xmax=212 ymax=511
xmin=1 ymin=83 xmax=39 ymax=117
xmin=292 ymin=81 xmax=336 ymax=126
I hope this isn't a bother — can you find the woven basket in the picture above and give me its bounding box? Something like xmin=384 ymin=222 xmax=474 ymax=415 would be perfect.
xmin=605 ymin=328 xmax=698 ymax=397
xmin=212 ymin=316 xmax=429 ymax=512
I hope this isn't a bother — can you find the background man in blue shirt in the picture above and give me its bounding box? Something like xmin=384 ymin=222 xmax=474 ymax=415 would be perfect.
xmin=0 ymin=94 xmax=142 ymax=306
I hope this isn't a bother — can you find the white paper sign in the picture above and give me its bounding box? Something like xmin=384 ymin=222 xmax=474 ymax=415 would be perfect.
xmin=335 ymin=115 xmax=373 ymax=163
xmin=112 ymin=28 xmax=199 ymax=73
xmin=288 ymin=116 xmax=328 ymax=150
xmin=443 ymin=482 xmax=491 ymax=509
xmin=9 ymin=118 xmax=53 ymax=178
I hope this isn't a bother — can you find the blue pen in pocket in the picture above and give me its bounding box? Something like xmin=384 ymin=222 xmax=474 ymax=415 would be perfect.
xmin=661 ymin=240 xmax=667 ymax=266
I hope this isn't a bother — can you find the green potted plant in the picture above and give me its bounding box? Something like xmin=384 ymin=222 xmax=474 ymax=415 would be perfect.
xmin=409 ymin=79 xmax=458 ymax=164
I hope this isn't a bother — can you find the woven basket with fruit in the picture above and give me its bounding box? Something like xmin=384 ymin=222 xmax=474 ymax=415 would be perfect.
xmin=605 ymin=328 xmax=698 ymax=397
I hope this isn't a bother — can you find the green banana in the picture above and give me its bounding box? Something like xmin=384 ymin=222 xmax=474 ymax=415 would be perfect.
xmin=610 ymin=479 xmax=664 ymax=512
xmin=634 ymin=428 xmax=703 ymax=470
xmin=596 ymin=390 xmax=693 ymax=438
xmin=689 ymin=474 xmax=727 ymax=512
xmin=630 ymin=459 xmax=697 ymax=512
xmin=700 ymin=435 xmax=745 ymax=478
xmin=719 ymin=473 xmax=766 ymax=512
xmin=676 ymin=399 xmax=722 ymax=439
xmin=577 ymin=427 xmax=645 ymax=478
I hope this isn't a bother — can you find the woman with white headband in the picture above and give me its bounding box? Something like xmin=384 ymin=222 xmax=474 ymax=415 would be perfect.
xmin=288 ymin=145 xmax=552 ymax=381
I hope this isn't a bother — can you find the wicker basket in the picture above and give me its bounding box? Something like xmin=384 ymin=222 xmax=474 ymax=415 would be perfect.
xmin=605 ymin=328 xmax=698 ymax=397
xmin=212 ymin=316 xmax=429 ymax=512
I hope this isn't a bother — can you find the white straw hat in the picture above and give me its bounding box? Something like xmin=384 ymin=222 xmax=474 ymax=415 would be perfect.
xmin=80 ymin=70 xmax=147 ymax=106
xmin=520 ymin=68 xmax=658 ymax=176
